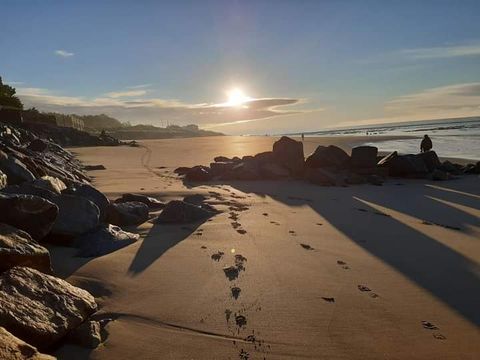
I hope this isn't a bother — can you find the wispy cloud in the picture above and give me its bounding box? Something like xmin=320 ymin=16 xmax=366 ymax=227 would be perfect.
xmin=5 ymin=81 xmax=24 ymax=85
xmin=401 ymin=43 xmax=480 ymax=60
xmin=16 ymin=87 xmax=304 ymax=129
xmin=54 ymin=49 xmax=74 ymax=58
xmin=105 ymin=90 xmax=147 ymax=98
xmin=127 ymin=84 xmax=151 ymax=89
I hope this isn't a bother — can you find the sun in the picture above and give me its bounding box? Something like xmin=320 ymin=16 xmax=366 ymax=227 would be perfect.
xmin=226 ymin=88 xmax=250 ymax=106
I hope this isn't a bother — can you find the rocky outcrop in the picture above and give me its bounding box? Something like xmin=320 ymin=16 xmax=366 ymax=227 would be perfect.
xmin=107 ymin=201 xmax=149 ymax=226
xmin=378 ymin=152 xmax=428 ymax=177
xmin=351 ymin=146 xmax=378 ymax=170
xmin=155 ymin=200 xmax=216 ymax=224
xmin=0 ymin=326 xmax=55 ymax=360
xmin=66 ymin=320 xmax=102 ymax=349
xmin=272 ymin=136 xmax=304 ymax=175
xmin=32 ymin=176 xmax=66 ymax=195
xmin=62 ymin=183 xmax=109 ymax=222
xmin=0 ymin=151 xmax=35 ymax=185
xmin=185 ymin=166 xmax=213 ymax=182
xmin=75 ymin=224 xmax=139 ymax=258
xmin=416 ymin=151 xmax=441 ymax=172
xmin=0 ymin=224 xmax=52 ymax=274
xmin=0 ymin=267 xmax=97 ymax=350
xmin=305 ymin=145 xmax=350 ymax=170
xmin=114 ymin=193 xmax=164 ymax=210
xmin=0 ymin=194 xmax=58 ymax=241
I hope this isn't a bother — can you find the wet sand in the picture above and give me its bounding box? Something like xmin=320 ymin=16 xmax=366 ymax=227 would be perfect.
xmin=53 ymin=136 xmax=480 ymax=359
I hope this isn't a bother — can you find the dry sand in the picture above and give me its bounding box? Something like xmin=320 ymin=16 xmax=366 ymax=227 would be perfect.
xmin=53 ymin=136 xmax=480 ymax=359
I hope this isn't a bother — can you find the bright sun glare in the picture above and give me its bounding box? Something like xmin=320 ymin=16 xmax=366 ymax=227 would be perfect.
xmin=226 ymin=88 xmax=250 ymax=106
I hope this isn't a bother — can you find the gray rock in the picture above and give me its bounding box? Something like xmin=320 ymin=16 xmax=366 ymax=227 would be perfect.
xmin=416 ymin=151 xmax=441 ymax=172
xmin=67 ymin=320 xmax=102 ymax=349
xmin=0 ymin=151 xmax=36 ymax=185
xmin=272 ymin=136 xmax=304 ymax=175
xmin=0 ymin=326 xmax=55 ymax=360
xmin=156 ymin=200 xmax=215 ymax=224
xmin=0 ymin=266 xmax=97 ymax=350
xmin=75 ymin=224 xmax=139 ymax=257
xmin=62 ymin=183 xmax=109 ymax=222
xmin=0 ymin=223 xmax=52 ymax=274
xmin=50 ymin=194 xmax=100 ymax=237
xmin=378 ymin=153 xmax=428 ymax=177
xmin=32 ymin=176 xmax=66 ymax=195
xmin=0 ymin=194 xmax=58 ymax=241
xmin=351 ymin=146 xmax=378 ymax=169
xmin=107 ymin=201 xmax=149 ymax=226
xmin=115 ymin=193 xmax=164 ymax=210
xmin=305 ymin=145 xmax=350 ymax=169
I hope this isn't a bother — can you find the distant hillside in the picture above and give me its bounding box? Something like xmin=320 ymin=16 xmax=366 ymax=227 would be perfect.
xmin=106 ymin=123 xmax=223 ymax=140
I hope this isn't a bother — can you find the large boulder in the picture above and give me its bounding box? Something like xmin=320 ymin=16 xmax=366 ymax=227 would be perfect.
xmin=75 ymin=224 xmax=139 ymax=258
xmin=62 ymin=183 xmax=109 ymax=222
xmin=351 ymin=146 xmax=378 ymax=169
xmin=66 ymin=320 xmax=102 ymax=349
xmin=184 ymin=166 xmax=213 ymax=182
xmin=0 ymin=194 xmax=58 ymax=241
xmin=272 ymin=137 xmax=304 ymax=175
xmin=305 ymin=145 xmax=350 ymax=169
xmin=0 ymin=224 xmax=52 ymax=274
xmin=27 ymin=139 xmax=48 ymax=153
xmin=156 ymin=200 xmax=215 ymax=224
xmin=220 ymin=161 xmax=260 ymax=180
xmin=0 ymin=267 xmax=97 ymax=350
xmin=259 ymin=162 xmax=290 ymax=179
xmin=0 ymin=171 xmax=6 ymax=190
xmin=209 ymin=162 xmax=236 ymax=177
xmin=416 ymin=151 xmax=441 ymax=172
xmin=379 ymin=153 xmax=428 ymax=177
xmin=0 ymin=151 xmax=36 ymax=185
xmin=107 ymin=201 xmax=149 ymax=226
xmin=32 ymin=176 xmax=66 ymax=195
xmin=0 ymin=326 xmax=55 ymax=360
xmin=115 ymin=193 xmax=164 ymax=210
xmin=0 ymin=183 xmax=57 ymax=202
xmin=50 ymin=194 xmax=100 ymax=237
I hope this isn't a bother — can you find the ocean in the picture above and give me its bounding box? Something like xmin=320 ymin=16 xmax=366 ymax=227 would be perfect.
xmin=298 ymin=117 xmax=480 ymax=161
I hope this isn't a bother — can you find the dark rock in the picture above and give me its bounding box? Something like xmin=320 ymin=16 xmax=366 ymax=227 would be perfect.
xmin=272 ymin=136 xmax=304 ymax=175
xmin=183 ymin=194 xmax=207 ymax=205
xmin=0 ymin=224 xmax=52 ymax=274
xmin=62 ymin=183 xmax=110 ymax=222
xmin=185 ymin=166 xmax=212 ymax=182
xmin=253 ymin=151 xmax=275 ymax=165
xmin=107 ymin=201 xmax=149 ymax=226
xmin=0 ymin=151 xmax=36 ymax=185
xmin=221 ymin=162 xmax=259 ymax=180
xmin=75 ymin=224 xmax=139 ymax=258
xmin=259 ymin=162 xmax=290 ymax=179
xmin=50 ymin=194 xmax=100 ymax=237
xmin=346 ymin=173 xmax=366 ymax=185
xmin=27 ymin=139 xmax=48 ymax=152
xmin=32 ymin=176 xmax=66 ymax=195
xmin=366 ymin=174 xmax=384 ymax=186
xmin=0 ymin=183 xmax=57 ymax=202
xmin=174 ymin=167 xmax=191 ymax=175
xmin=155 ymin=200 xmax=215 ymax=224
xmin=305 ymin=168 xmax=342 ymax=186
xmin=431 ymin=169 xmax=449 ymax=181
xmin=0 ymin=266 xmax=97 ymax=350
xmin=0 ymin=171 xmax=6 ymax=190
xmin=67 ymin=320 xmax=102 ymax=349
xmin=351 ymin=146 xmax=378 ymax=169
xmin=416 ymin=151 xmax=441 ymax=172
xmin=439 ymin=160 xmax=462 ymax=175
xmin=0 ymin=194 xmax=58 ymax=241
xmin=115 ymin=193 xmax=164 ymax=210
xmin=463 ymin=162 xmax=480 ymax=174
xmin=209 ymin=162 xmax=236 ymax=177
xmin=83 ymin=164 xmax=106 ymax=171
xmin=377 ymin=151 xmax=398 ymax=167
xmin=305 ymin=145 xmax=350 ymax=169
xmin=378 ymin=153 xmax=428 ymax=177
xmin=214 ymin=156 xmax=232 ymax=163
xmin=0 ymin=326 xmax=55 ymax=360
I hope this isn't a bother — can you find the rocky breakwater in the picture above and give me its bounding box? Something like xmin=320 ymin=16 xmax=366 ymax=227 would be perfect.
xmin=0 ymin=120 xmax=164 ymax=358
xmin=175 ymin=136 xmax=480 ymax=186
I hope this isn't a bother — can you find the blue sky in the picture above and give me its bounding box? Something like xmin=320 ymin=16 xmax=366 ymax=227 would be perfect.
xmin=2 ymin=0 xmax=480 ymax=134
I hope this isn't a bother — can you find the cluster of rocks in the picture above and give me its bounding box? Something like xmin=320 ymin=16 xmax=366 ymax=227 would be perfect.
xmin=176 ymin=136 xmax=480 ymax=186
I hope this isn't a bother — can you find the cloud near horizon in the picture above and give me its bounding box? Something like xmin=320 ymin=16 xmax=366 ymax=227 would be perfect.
xmin=54 ymin=49 xmax=74 ymax=58
xmin=16 ymin=86 xmax=304 ymax=129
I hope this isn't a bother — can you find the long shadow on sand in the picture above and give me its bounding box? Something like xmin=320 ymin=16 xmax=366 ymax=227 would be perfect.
xmin=220 ymin=176 xmax=480 ymax=326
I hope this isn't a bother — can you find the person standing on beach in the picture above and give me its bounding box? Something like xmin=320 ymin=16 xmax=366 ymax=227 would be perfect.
xmin=420 ymin=134 xmax=433 ymax=152
xmin=301 ymin=133 xmax=305 ymax=142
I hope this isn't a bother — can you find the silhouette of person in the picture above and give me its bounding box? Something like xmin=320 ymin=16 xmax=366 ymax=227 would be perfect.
xmin=420 ymin=134 xmax=432 ymax=152
xmin=301 ymin=133 xmax=305 ymax=141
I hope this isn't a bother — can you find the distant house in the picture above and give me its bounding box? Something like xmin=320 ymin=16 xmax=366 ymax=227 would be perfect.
xmin=54 ymin=114 xmax=84 ymax=130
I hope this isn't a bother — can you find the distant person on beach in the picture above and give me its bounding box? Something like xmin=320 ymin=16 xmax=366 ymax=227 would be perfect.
xmin=420 ymin=134 xmax=432 ymax=152
xmin=301 ymin=133 xmax=305 ymax=141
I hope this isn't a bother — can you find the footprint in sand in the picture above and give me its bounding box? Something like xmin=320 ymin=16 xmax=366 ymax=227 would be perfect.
xmin=239 ymin=349 xmax=250 ymax=360
xmin=223 ymin=266 xmax=239 ymax=280
xmin=235 ymin=254 xmax=247 ymax=270
xmin=201 ymin=246 xmax=207 ymax=249
xmin=358 ymin=285 xmax=379 ymax=298
xmin=289 ymin=230 xmax=296 ymax=236
xmin=231 ymin=286 xmax=241 ymax=300
xmin=316 ymin=223 xmax=323 ymax=226
xmin=262 ymin=213 xmax=268 ymax=216
xmin=231 ymin=222 xmax=241 ymax=229
xmin=337 ymin=260 xmax=350 ymax=269
xmin=433 ymin=333 xmax=446 ymax=340
xmin=211 ymin=251 xmax=225 ymax=261
xmin=374 ymin=211 xmax=391 ymax=217
xmin=237 ymin=229 xmax=247 ymax=235
xmin=270 ymin=221 xmax=280 ymax=225
xmin=225 ymin=309 xmax=232 ymax=322
xmin=356 ymin=208 xmax=368 ymax=212
xmin=322 ymin=297 xmax=335 ymax=303
xmin=300 ymin=243 xmax=314 ymax=250
xmin=235 ymin=314 xmax=247 ymax=328
xmin=422 ymin=321 xmax=439 ymax=330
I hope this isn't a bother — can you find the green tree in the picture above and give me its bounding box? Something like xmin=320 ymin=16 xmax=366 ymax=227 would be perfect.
xmin=0 ymin=76 xmax=23 ymax=109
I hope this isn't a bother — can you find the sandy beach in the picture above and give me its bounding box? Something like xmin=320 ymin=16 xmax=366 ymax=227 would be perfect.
xmin=52 ymin=136 xmax=480 ymax=360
